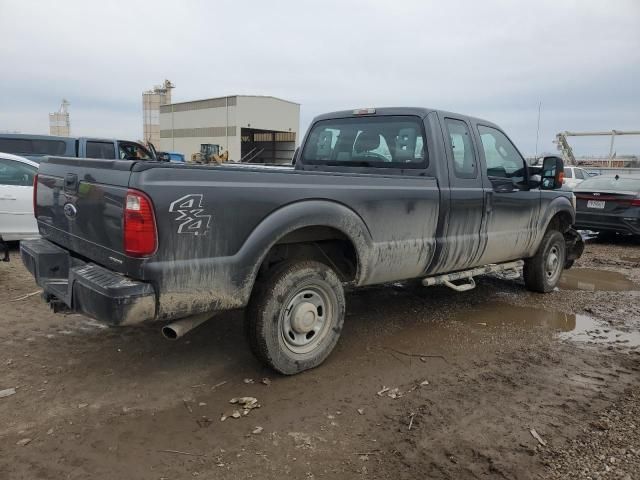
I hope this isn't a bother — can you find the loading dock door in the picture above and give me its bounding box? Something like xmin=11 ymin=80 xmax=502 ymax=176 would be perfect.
xmin=240 ymin=128 xmax=296 ymax=164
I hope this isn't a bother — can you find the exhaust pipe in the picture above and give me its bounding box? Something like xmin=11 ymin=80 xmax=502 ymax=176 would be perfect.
xmin=161 ymin=313 xmax=214 ymax=340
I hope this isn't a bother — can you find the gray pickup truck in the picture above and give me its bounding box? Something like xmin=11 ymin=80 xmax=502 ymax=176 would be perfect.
xmin=21 ymin=107 xmax=583 ymax=374
xmin=0 ymin=133 xmax=156 ymax=162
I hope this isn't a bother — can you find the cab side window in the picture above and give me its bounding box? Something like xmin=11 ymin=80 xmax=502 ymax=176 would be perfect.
xmin=0 ymin=159 xmax=36 ymax=186
xmin=444 ymin=118 xmax=477 ymax=178
xmin=477 ymin=125 xmax=526 ymax=184
xmin=86 ymin=141 xmax=115 ymax=159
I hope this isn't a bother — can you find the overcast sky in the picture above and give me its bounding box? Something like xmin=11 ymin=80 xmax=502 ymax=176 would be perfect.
xmin=1 ymin=0 xmax=638 ymax=156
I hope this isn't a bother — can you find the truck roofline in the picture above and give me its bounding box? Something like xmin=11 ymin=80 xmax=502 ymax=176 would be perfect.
xmin=311 ymin=107 xmax=500 ymax=129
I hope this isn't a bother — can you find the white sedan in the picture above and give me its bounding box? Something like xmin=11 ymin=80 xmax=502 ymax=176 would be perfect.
xmin=0 ymin=152 xmax=39 ymax=243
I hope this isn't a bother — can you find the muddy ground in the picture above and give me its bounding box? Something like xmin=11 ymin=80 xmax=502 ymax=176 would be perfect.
xmin=1 ymin=237 xmax=639 ymax=480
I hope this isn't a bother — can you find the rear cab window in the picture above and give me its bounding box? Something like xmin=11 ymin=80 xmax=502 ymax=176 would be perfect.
xmin=301 ymin=116 xmax=427 ymax=168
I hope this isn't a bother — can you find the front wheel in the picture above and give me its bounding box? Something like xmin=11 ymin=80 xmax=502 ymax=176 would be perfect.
xmin=245 ymin=261 xmax=345 ymax=375
xmin=523 ymin=230 xmax=566 ymax=293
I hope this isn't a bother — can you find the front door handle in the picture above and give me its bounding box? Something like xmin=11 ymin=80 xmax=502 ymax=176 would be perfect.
xmin=485 ymin=192 xmax=493 ymax=213
xmin=0 ymin=195 xmax=17 ymax=200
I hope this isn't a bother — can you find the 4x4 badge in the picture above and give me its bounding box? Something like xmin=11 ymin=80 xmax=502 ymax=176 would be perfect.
xmin=168 ymin=194 xmax=212 ymax=236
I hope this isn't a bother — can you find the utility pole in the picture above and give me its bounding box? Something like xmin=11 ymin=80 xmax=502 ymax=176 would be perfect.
xmin=534 ymin=101 xmax=542 ymax=159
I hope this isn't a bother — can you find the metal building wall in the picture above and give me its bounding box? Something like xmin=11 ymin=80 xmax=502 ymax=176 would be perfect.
xmin=158 ymin=95 xmax=299 ymax=163
xmin=159 ymin=96 xmax=239 ymax=159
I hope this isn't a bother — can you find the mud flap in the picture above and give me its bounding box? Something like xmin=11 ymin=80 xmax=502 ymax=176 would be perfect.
xmin=564 ymin=228 xmax=584 ymax=269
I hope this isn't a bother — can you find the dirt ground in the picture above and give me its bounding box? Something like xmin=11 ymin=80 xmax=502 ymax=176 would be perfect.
xmin=1 ymin=237 xmax=639 ymax=480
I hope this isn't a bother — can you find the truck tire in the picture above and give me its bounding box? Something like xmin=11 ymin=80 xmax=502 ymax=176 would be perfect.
xmin=245 ymin=260 xmax=345 ymax=375
xmin=523 ymin=230 xmax=566 ymax=293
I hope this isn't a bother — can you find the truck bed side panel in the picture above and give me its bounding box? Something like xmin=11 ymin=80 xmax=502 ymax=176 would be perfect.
xmin=130 ymin=165 xmax=440 ymax=320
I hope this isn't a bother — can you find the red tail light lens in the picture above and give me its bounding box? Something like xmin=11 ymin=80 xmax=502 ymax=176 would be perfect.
xmin=631 ymin=197 xmax=640 ymax=207
xmin=123 ymin=190 xmax=157 ymax=257
xmin=32 ymin=173 xmax=38 ymax=216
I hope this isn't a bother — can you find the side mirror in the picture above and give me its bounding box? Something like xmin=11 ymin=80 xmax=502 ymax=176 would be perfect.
xmin=541 ymin=156 xmax=564 ymax=190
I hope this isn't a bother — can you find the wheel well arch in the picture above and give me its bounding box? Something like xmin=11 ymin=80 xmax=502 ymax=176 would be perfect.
xmin=546 ymin=210 xmax=573 ymax=234
xmin=256 ymin=225 xmax=360 ymax=283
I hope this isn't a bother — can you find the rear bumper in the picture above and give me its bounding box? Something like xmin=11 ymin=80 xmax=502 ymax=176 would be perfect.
xmin=575 ymin=211 xmax=640 ymax=235
xmin=20 ymin=239 xmax=156 ymax=326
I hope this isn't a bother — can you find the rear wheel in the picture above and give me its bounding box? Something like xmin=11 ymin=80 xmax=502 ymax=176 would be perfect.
xmin=245 ymin=261 xmax=345 ymax=375
xmin=524 ymin=230 xmax=566 ymax=293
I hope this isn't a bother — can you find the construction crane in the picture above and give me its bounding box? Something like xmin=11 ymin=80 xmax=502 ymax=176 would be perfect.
xmin=554 ymin=130 xmax=640 ymax=167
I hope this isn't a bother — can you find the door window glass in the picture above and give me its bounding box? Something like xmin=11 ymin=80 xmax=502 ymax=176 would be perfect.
xmin=0 ymin=159 xmax=37 ymax=186
xmin=564 ymin=168 xmax=573 ymax=178
xmin=118 ymin=142 xmax=152 ymax=160
xmin=477 ymin=125 xmax=526 ymax=184
xmin=575 ymin=169 xmax=584 ymax=179
xmin=444 ymin=118 xmax=477 ymax=178
xmin=86 ymin=141 xmax=116 ymax=159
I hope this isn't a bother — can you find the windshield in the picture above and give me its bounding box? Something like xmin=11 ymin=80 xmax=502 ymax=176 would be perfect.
xmin=576 ymin=176 xmax=640 ymax=193
xmin=301 ymin=116 xmax=427 ymax=168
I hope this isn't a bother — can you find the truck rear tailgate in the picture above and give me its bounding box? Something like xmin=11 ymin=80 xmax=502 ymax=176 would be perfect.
xmin=35 ymin=156 xmax=137 ymax=272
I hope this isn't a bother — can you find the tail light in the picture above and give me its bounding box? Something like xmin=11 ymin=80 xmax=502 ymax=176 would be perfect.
xmin=33 ymin=173 xmax=38 ymax=216
xmin=632 ymin=197 xmax=640 ymax=207
xmin=123 ymin=189 xmax=157 ymax=257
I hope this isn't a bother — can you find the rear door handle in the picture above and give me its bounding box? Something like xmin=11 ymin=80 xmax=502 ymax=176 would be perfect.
xmin=0 ymin=195 xmax=17 ymax=200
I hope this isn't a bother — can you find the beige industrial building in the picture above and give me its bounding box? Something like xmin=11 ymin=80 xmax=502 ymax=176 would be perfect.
xmin=49 ymin=99 xmax=70 ymax=137
xmin=159 ymin=95 xmax=300 ymax=163
xmin=143 ymin=80 xmax=174 ymax=147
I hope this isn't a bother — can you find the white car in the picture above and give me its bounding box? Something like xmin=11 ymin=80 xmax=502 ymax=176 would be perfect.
xmin=0 ymin=152 xmax=39 ymax=243
xmin=563 ymin=166 xmax=592 ymax=190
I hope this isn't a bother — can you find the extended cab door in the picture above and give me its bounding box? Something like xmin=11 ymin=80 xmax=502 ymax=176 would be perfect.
xmin=428 ymin=115 xmax=485 ymax=273
xmin=474 ymin=124 xmax=541 ymax=264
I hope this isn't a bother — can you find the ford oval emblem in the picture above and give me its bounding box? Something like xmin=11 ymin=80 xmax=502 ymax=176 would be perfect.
xmin=63 ymin=203 xmax=78 ymax=219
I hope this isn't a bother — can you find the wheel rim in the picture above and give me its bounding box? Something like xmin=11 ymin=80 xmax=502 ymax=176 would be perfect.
xmin=281 ymin=286 xmax=333 ymax=355
xmin=545 ymin=244 xmax=562 ymax=280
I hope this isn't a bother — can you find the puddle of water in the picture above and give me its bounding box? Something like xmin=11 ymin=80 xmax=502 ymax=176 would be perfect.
xmin=559 ymin=315 xmax=640 ymax=347
xmin=399 ymin=303 xmax=639 ymax=348
xmin=558 ymin=268 xmax=636 ymax=292
xmin=452 ymin=303 xmax=577 ymax=332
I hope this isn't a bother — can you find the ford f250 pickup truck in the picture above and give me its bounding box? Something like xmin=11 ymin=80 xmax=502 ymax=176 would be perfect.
xmin=21 ymin=107 xmax=584 ymax=374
